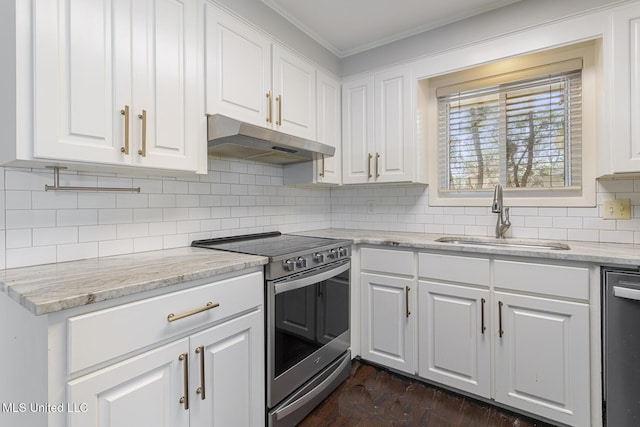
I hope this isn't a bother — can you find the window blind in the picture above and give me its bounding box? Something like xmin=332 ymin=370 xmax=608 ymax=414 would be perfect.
xmin=438 ymin=68 xmax=582 ymax=193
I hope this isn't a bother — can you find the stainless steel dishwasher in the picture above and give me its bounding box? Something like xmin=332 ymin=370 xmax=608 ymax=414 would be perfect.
xmin=603 ymin=267 xmax=640 ymax=426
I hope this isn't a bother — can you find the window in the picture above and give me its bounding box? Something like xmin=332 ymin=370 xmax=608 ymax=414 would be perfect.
xmin=422 ymin=41 xmax=599 ymax=207
xmin=438 ymin=65 xmax=581 ymax=192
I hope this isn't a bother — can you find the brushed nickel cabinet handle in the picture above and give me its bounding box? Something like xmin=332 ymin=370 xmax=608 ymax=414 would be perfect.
xmin=195 ymin=345 xmax=206 ymax=400
xmin=498 ymin=301 xmax=504 ymax=338
xmin=405 ymin=286 xmax=411 ymax=318
xmin=266 ymin=91 xmax=272 ymax=123
xmin=375 ymin=152 xmax=380 ymax=178
xmin=481 ymin=298 xmax=486 ymax=334
xmin=120 ymin=105 xmax=130 ymax=154
xmin=276 ymin=95 xmax=282 ymax=126
xmin=367 ymin=153 xmax=373 ymax=178
xmin=179 ymin=352 xmax=189 ymax=410
xmin=137 ymin=110 xmax=147 ymax=156
xmin=167 ymin=301 xmax=220 ymax=322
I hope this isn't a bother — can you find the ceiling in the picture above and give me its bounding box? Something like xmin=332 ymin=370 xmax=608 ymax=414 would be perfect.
xmin=261 ymin=0 xmax=521 ymax=58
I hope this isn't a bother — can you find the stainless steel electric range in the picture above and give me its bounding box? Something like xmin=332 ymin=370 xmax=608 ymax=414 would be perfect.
xmin=191 ymin=232 xmax=352 ymax=427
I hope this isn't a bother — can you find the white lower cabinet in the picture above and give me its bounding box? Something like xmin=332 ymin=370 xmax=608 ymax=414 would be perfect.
xmin=68 ymin=310 xmax=263 ymax=427
xmin=0 ymin=269 xmax=265 ymax=427
xmin=493 ymin=291 xmax=589 ymax=427
xmin=360 ymin=247 xmax=415 ymax=374
xmin=414 ymin=252 xmax=591 ymax=427
xmin=418 ymin=281 xmax=491 ymax=397
xmin=68 ymin=339 xmax=191 ymax=427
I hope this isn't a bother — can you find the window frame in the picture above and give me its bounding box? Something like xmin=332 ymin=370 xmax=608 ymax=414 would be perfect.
xmin=420 ymin=41 xmax=599 ymax=207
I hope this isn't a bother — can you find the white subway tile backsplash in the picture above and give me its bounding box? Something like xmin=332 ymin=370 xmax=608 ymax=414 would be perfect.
xmin=1 ymin=167 xmax=639 ymax=269
xmin=33 ymin=227 xmax=78 ymax=246
xmin=6 ymin=229 xmax=32 ymax=249
xmin=57 ymin=242 xmax=98 ymax=263
xmin=7 ymin=246 xmax=56 ymax=268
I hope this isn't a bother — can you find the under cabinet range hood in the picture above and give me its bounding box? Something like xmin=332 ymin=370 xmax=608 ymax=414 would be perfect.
xmin=206 ymin=114 xmax=335 ymax=165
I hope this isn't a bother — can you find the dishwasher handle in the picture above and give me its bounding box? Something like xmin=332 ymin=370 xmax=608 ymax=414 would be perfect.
xmin=613 ymin=285 xmax=640 ymax=301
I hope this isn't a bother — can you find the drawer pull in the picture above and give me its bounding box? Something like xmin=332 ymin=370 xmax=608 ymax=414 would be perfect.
xmin=405 ymin=286 xmax=411 ymax=318
xmin=195 ymin=345 xmax=206 ymax=400
xmin=167 ymin=301 xmax=220 ymax=323
xmin=481 ymin=298 xmax=486 ymax=334
xmin=498 ymin=301 xmax=504 ymax=338
xmin=178 ymin=352 xmax=189 ymax=410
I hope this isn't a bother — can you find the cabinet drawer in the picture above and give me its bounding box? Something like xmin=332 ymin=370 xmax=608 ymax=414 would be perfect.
xmin=494 ymin=260 xmax=588 ymax=300
xmin=68 ymin=271 xmax=263 ymax=374
xmin=419 ymin=253 xmax=490 ymax=286
xmin=361 ymin=247 xmax=413 ymax=276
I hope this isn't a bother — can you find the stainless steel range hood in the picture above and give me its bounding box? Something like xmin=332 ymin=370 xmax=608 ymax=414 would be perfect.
xmin=207 ymin=114 xmax=335 ymax=165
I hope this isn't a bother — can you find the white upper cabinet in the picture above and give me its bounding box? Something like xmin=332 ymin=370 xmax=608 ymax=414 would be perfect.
xmin=205 ymin=4 xmax=272 ymax=128
xmin=342 ymin=65 xmax=420 ymax=184
xmin=342 ymin=76 xmax=375 ymax=184
xmin=272 ymin=45 xmax=317 ymax=140
xmin=606 ymin=2 xmax=640 ymax=173
xmin=31 ymin=0 xmax=200 ymax=172
xmin=374 ymin=67 xmax=414 ymax=183
xmin=205 ymin=3 xmax=316 ymax=141
xmin=315 ymin=71 xmax=342 ymax=184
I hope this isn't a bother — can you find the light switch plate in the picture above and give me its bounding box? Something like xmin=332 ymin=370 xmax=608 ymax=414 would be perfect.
xmin=602 ymin=199 xmax=631 ymax=220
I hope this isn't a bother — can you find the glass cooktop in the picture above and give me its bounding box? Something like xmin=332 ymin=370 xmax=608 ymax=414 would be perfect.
xmin=191 ymin=232 xmax=350 ymax=259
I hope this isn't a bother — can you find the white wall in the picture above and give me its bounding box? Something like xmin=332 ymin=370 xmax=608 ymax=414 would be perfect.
xmin=339 ymin=0 xmax=626 ymax=76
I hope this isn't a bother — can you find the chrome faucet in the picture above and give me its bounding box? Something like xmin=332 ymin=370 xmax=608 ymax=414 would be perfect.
xmin=491 ymin=184 xmax=511 ymax=239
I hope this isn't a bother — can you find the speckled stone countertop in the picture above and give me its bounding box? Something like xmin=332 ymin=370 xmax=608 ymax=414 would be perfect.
xmin=0 ymin=247 xmax=267 ymax=316
xmin=3 ymin=229 xmax=639 ymax=316
xmin=294 ymin=229 xmax=640 ymax=267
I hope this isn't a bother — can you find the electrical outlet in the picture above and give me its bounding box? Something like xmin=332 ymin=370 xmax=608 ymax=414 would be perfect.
xmin=602 ymin=199 xmax=631 ymax=220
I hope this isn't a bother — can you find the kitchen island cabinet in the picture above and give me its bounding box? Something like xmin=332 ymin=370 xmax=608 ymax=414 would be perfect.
xmin=0 ymin=260 xmax=265 ymax=427
xmin=1 ymin=0 xmax=201 ymax=173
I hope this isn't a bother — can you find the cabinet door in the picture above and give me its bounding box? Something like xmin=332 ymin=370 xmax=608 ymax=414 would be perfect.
xmin=418 ymin=281 xmax=490 ymax=398
xmin=316 ymin=71 xmax=342 ymax=184
xmin=33 ymin=0 xmax=125 ymax=164
xmin=374 ymin=66 xmax=413 ymax=182
xmin=610 ymin=3 xmax=640 ymax=173
xmin=134 ymin=0 xmax=198 ymax=171
xmin=68 ymin=338 xmax=190 ymax=427
xmin=189 ymin=310 xmax=264 ymax=427
xmin=494 ymin=291 xmax=589 ymax=427
xmin=342 ymin=77 xmax=374 ymax=184
xmin=361 ymin=272 xmax=414 ymax=374
xmin=205 ymin=4 xmax=271 ymax=127
xmin=272 ymin=45 xmax=317 ymax=140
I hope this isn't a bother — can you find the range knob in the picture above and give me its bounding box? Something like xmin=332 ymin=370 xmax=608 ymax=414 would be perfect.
xmin=328 ymin=248 xmax=338 ymax=259
xmin=313 ymin=252 xmax=325 ymax=263
xmin=296 ymin=256 xmax=308 ymax=268
xmin=338 ymin=247 xmax=348 ymax=257
xmin=283 ymin=259 xmax=296 ymax=272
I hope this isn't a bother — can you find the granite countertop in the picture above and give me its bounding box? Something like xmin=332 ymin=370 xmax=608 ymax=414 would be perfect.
xmin=294 ymin=228 xmax=640 ymax=267
xmin=0 ymin=247 xmax=267 ymax=316
xmin=3 ymin=228 xmax=639 ymax=317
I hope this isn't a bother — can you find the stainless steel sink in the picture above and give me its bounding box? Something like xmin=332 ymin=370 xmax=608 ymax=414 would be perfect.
xmin=434 ymin=236 xmax=570 ymax=250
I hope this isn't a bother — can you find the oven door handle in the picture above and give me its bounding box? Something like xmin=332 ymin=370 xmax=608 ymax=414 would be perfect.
xmin=274 ymin=352 xmax=351 ymax=421
xmin=613 ymin=285 xmax=640 ymax=301
xmin=274 ymin=261 xmax=350 ymax=295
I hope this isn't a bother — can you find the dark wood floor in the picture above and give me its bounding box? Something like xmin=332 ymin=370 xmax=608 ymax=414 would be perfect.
xmin=299 ymin=360 xmax=555 ymax=427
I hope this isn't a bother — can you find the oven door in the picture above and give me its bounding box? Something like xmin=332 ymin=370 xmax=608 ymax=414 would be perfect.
xmin=267 ymin=258 xmax=350 ymax=409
